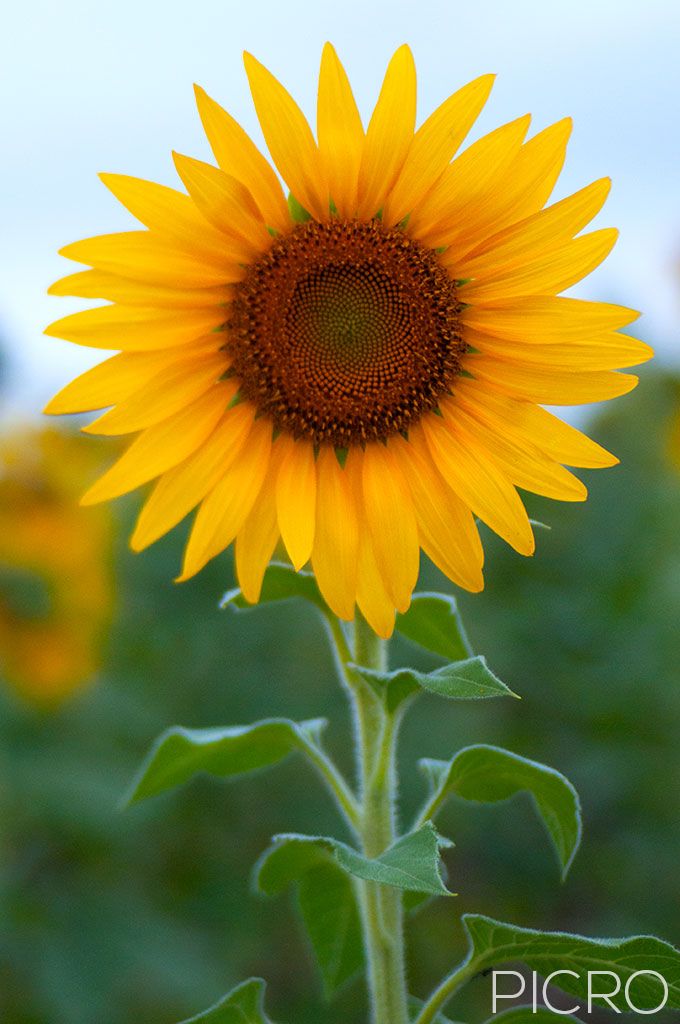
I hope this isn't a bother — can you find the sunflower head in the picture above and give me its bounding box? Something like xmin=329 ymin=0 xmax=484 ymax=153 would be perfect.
xmin=45 ymin=43 xmax=652 ymax=637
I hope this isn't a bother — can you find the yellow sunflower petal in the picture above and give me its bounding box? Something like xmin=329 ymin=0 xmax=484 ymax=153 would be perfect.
xmin=311 ymin=448 xmax=359 ymax=621
xmin=356 ymin=44 xmax=417 ymax=219
xmin=454 ymin=177 xmax=611 ymax=277
xmin=443 ymin=398 xmax=587 ymax=502
xmin=44 ymin=351 xmax=172 ymax=415
xmin=453 ymin=377 xmax=619 ymax=468
xmin=460 ymin=227 xmax=618 ymax=303
xmin=81 ymin=385 xmax=230 ymax=505
xmin=422 ymin=414 xmax=535 ymax=556
xmin=409 ymin=114 xmax=530 ymax=244
xmin=194 ymin=84 xmax=289 ymax=233
xmin=172 ymin=152 xmax=270 ymax=250
xmin=59 ymin=232 xmax=245 ymax=288
xmin=244 ymin=52 xmax=328 ymax=220
xmin=461 ymin=118 xmax=574 ymax=251
xmin=395 ymin=430 xmax=484 ymax=592
xmin=461 ymin=296 xmax=640 ymax=340
xmin=464 ymin=326 xmax=653 ymax=371
xmin=383 ymin=73 xmax=495 ymax=225
xmin=45 ymin=304 xmax=225 ymax=351
xmin=178 ymin=416 xmax=272 ymax=581
xmin=356 ymin=527 xmax=396 ymax=640
xmin=361 ymin=442 xmax=419 ymax=613
xmin=130 ymin=403 xmax=256 ymax=551
xmin=99 ymin=173 xmax=242 ymax=261
xmin=317 ymin=42 xmax=364 ymax=218
xmin=501 ymin=117 xmax=573 ymax=224
xmin=48 ymin=268 xmax=231 ymax=308
xmin=425 ymin=117 xmax=572 ymax=254
xmin=275 ymin=435 xmax=317 ymax=570
xmin=83 ymin=351 xmax=230 ymax=435
xmin=235 ymin=465 xmax=280 ymax=604
xmin=528 ymin=410 xmax=618 ymax=467
xmin=465 ymin=353 xmax=638 ymax=404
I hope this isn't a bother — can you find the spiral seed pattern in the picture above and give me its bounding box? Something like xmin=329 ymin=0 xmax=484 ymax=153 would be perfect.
xmin=227 ymin=219 xmax=465 ymax=447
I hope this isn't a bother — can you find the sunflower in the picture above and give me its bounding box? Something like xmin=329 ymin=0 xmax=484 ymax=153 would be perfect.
xmin=45 ymin=44 xmax=652 ymax=637
xmin=0 ymin=428 xmax=114 ymax=704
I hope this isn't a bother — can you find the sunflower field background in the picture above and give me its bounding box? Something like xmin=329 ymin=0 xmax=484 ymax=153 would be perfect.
xmin=1 ymin=1 xmax=680 ymax=1023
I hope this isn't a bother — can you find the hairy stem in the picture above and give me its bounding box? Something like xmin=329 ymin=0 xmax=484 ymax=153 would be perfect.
xmin=337 ymin=612 xmax=410 ymax=1024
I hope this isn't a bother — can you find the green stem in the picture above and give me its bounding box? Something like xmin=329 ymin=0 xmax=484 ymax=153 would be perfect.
xmin=297 ymin=733 xmax=361 ymax=834
xmin=328 ymin=611 xmax=410 ymax=1024
xmin=321 ymin=613 xmax=382 ymax=799
xmin=412 ymin=788 xmax=445 ymax=831
xmin=296 ymin=729 xmax=360 ymax=831
xmin=413 ymin=959 xmax=478 ymax=1024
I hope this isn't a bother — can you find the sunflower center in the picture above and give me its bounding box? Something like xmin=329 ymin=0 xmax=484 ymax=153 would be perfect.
xmin=227 ymin=219 xmax=465 ymax=447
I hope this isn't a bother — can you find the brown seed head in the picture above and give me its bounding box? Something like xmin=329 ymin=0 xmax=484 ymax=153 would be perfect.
xmin=227 ymin=218 xmax=465 ymax=447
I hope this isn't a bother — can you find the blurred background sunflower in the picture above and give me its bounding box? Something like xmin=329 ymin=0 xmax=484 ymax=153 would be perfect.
xmin=0 ymin=1 xmax=679 ymax=1023
xmin=0 ymin=427 xmax=115 ymax=704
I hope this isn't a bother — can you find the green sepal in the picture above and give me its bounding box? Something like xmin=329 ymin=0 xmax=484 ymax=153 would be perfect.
xmin=177 ymin=977 xmax=272 ymax=1023
xmin=287 ymin=192 xmax=311 ymax=222
xmin=459 ymin=914 xmax=680 ymax=1012
xmin=419 ymin=745 xmax=582 ymax=878
xmin=221 ymin=562 xmax=325 ymax=615
xmin=396 ymin=592 xmax=472 ymax=662
xmin=125 ymin=717 xmax=327 ymax=805
xmin=351 ymin=656 xmax=518 ymax=711
xmin=255 ymin=822 xmax=452 ymax=898
xmin=334 ymin=447 xmax=349 ymax=468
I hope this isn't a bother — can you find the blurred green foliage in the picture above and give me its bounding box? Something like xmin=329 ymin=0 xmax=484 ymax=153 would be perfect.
xmin=1 ymin=370 xmax=679 ymax=1024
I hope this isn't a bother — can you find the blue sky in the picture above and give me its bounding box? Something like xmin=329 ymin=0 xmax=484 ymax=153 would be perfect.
xmin=1 ymin=0 xmax=678 ymax=416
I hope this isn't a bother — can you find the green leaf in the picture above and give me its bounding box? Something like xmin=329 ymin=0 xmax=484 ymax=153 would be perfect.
xmin=178 ymin=977 xmax=271 ymax=1022
xmin=126 ymin=717 xmax=326 ymax=804
xmin=253 ymin=828 xmax=452 ymax=994
xmin=352 ymin=656 xmax=518 ymax=708
xmin=256 ymin=822 xmax=452 ymax=897
xmin=298 ymin=862 xmax=364 ymax=996
xmin=221 ymin=562 xmax=324 ymax=614
xmin=462 ymin=914 xmax=680 ymax=1012
xmin=396 ymin=593 xmax=472 ymax=662
xmin=255 ymin=834 xmax=331 ymax=894
xmin=483 ymin=1009 xmax=582 ymax=1024
xmin=287 ymin=193 xmax=311 ymax=222
xmin=419 ymin=745 xmax=581 ymax=878
xmin=339 ymin=824 xmax=453 ymax=895
xmin=252 ymin=833 xmax=365 ymax=996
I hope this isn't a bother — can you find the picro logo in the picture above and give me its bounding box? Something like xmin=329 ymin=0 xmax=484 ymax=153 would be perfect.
xmin=491 ymin=969 xmax=670 ymax=1015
